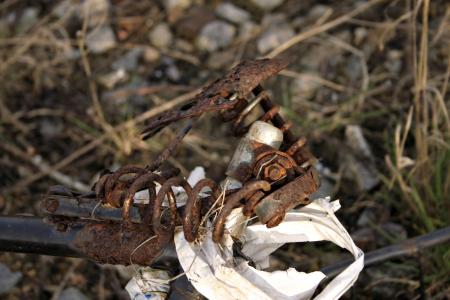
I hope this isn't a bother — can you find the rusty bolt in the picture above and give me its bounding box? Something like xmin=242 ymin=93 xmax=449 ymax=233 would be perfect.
xmin=43 ymin=198 xmax=59 ymax=213
xmin=265 ymin=163 xmax=286 ymax=181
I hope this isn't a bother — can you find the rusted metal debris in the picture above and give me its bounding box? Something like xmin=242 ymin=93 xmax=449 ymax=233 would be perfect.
xmin=73 ymin=220 xmax=171 ymax=266
xmin=40 ymin=58 xmax=320 ymax=266
xmin=141 ymin=58 xmax=289 ymax=139
xmin=254 ymin=168 xmax=319 ymax=228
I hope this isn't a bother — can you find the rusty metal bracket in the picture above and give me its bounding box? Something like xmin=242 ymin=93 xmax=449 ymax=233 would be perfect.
xmin=1 ymin=58 xmax=320 ymax=268
xmin=254 ymin=168 xmax=320 ymax=228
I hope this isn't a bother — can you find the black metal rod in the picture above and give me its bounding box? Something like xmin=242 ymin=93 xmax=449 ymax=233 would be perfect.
xmin=0 ymin=215 xmax=84 ymax=258
xmin=43 ymin=195 xmax=143 ymax=223
xmin=6 ymin=217 xmax=448 ymax=279
xmin=0 ymin=215 xmax=178 ymax=267
xmin=321 ymin=226 xmax=450 ymax=277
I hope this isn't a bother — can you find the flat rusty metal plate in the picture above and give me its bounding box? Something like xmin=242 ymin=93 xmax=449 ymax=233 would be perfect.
xmin=142 ymin=58 xmax=289 ymax=139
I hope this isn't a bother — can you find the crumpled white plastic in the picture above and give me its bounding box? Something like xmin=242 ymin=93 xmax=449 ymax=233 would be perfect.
xmin=174 ymin=197 xmax=364 ymax=300
xmin=125 ymin=267 xmax=170 ymax=300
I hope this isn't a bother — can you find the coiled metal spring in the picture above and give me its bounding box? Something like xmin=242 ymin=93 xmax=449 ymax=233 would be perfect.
xmin=94 ymin=165 xmax=217 ymax=242
xmin=93 ymin=165 xmax=273 ymax=243
xmin=220 ymin=85 xmax=296 ymax=148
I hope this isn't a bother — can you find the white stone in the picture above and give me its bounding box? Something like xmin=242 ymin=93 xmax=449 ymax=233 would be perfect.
xmin=290 ymin=73 xmax=321 ymax=100
xmin=343 ymin=125 xmax=380 ymax=192
xmin=165 ymin=0 xmax=192 ymax=22
xmin=143 ymin=46 xmax=160 ymax=62
xmin=149 ymin=23 xmax=173 ymax=49
xmin=257 ymin=24 xmax=294 ymax=54
xmin=59 ymin=287 xmax=89 ymax=300
xmin=354 ymin=27 xmax=368 ymax=45
xmin=83 ymin=0 xmax=110 ymax=28
xmin=86 ymin=26 xmax=116 ymax=53
xmin=112 ymin=48 xmax=143 ymax=71
xmin=239 ymin=21 xmax=259 ymax=40
xmin=98 ymin=69 xmax=129 ymax=89
xmin=165 ymin=0 xmax=192 ymax=11
xmin=216 ymin=3 xmax=250 ymax=24
xmin=196 ymin=21 xmax=236 ymax=52
xmin=0 ymin=263 xmax=22 ymax=295
xmin=345 ymin=125 xmax=374 ymax=159
xmin=261 ymin=13 xmax=287 ymax=27
xmin=250 ymin=0 xmax=284 ymax=11
xmin=52 ymin=0 xmax=77 ymax=19
xmin=308 ymin=4 xmax=331 ymax=20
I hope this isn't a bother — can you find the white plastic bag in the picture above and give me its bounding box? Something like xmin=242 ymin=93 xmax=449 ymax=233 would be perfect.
xmin=125 ymin=267 xmax=170 ymax=300
xmin=174 ymin=197 xmax=364 ymax=300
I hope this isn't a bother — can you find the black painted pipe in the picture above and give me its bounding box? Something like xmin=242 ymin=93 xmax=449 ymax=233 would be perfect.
xmin=322 ymin=226 xmax=450 ymax=277
xmin=0 ymin=216 xmax=178 ymax=267
xmin=42 ymin=195 xmax=143 ymax=223
xmin=0 ymin=215 xmax=83 ymax=258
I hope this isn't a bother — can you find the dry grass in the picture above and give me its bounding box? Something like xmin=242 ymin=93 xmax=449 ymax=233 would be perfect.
xmin=380 ymin=0 xmax=450 ymax=294
xmin=385 ymin=0 xmax=450 ymax=231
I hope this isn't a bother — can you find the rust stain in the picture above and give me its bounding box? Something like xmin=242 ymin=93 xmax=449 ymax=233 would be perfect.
xmin=72 ymin=221 xmax=172 ymax=266
xmin=42 ymin=198 xmax=59 ymax=213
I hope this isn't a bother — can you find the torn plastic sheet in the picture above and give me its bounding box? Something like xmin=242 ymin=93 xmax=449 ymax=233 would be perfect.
xmin=174 ymin=197 xmax=364 ymax=300
xmin=125 ymin=267 xmax=170 ymax=300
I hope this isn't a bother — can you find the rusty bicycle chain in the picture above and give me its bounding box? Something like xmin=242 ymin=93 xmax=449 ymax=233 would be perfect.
xmin=41 ymin=58 xmax=320 ymax=266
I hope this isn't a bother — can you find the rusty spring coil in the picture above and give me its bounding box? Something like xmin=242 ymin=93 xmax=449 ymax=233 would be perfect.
xmin=91 ymin=59 xmax=314 ymax=243
xmin=92 ymin=84 xmax=312 ymax=243
xmin=94 ymin=165 xmax=272 ymax=243
xmin=221 ymin=85 xmax=296 ymax=149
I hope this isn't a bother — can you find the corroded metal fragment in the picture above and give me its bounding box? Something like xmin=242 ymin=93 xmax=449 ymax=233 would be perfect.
xmin=72 ymin=221 xmax=172 ymax=266
xmin=37 ymin=57 xmax=321 ymax=268
xmin=254 ymin=168 xmax=320 ymax=228
xmin=142 ymin=58 xmax=289 ymax=139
